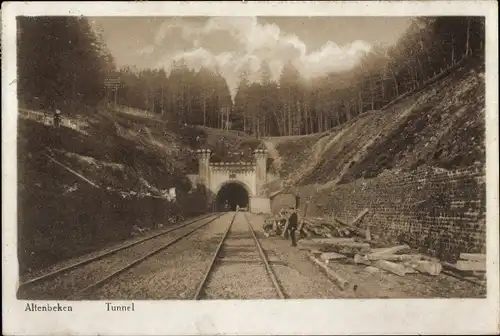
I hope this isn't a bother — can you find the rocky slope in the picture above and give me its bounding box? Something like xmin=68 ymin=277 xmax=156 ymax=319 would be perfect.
xmin=268 ymin=55 xmax=485 ymax=190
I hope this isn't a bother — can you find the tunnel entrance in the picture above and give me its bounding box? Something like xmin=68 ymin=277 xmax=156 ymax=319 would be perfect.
xmin=215 ymin=182 xmax=249 ymax=212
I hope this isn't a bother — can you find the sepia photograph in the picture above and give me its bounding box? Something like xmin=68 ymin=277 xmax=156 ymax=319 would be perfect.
xmin=2 ymin=1 xmax=499 ymax=335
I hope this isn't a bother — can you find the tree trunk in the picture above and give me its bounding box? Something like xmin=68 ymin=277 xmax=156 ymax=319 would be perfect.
xmin=309 ymin=103 xmax=314 ymax=133
xmin=465 ymin=18 xmax=471 ymax=57
xmin=202 ymin=95 xmax=206 ymax=126
xmin=451 ymin=35 xmax=456 ymax=66
xmin=389 ymin=66 xmax=399 ymax=97
xmin=334 ymin=103 xmax=341 ymax=126
xmin=370 ymin=77 xmax=375 ymax=111
xmin=297 ymin=100 xmax=302 ymax=135
xmin=358 ymin=90 xmax=363 ymax=115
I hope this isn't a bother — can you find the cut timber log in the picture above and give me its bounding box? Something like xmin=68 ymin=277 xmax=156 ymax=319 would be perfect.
xmin=373 ymin=260 xmax=408 ymax=276
xmin=308 ymin=254 xmax=352 ymax=291
xmin=404 ymin=267 xmax=419 ymax=274
xmin=455 ymin=260 xmax=486 ymax=272
xmin=353 ymin=254 xmax=372 ymax=265
xmin=309 ymin=238 xmax=370 ymax=249
xmin=333 ymin=217 xmax=369 ymax=239
xmin=281 ymin=218 xmax=290 ymax=237
xmin=365 ymin=266 xmax=380 ymax=273
xmin=365 ymin=227 xmax=372 ymax=241
xmin=298 ymin=219 xmax=305 ymax=231
xmin=302 ymin=227 xmax=313 ymax=238
xmin=310 ymin=238 xmax=355 ymax=244
xmin=369 ymin=245 xmax=410 ymax=257
xmin=320 ymin=252 xmax=348 ymax=263
xmin=459 ymin=253 xmax=486 ymax=262
xmin=325 ymin=241 xmax=370 ymax=249
xmin=358 ymin=253 xmax=424 ymax=262
xmin=334 ymin=217 xmax=349 ymax=226
xmin=413 ymin=260 xmax=442 ymax=276
xmin=350 ymin=208 xmax=369 ymax=226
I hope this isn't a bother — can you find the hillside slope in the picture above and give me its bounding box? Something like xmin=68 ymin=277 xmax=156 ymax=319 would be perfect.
xmin=270 ymin=55 xmax=485 ymax=188
xmin=18 ymin=108 xmax=244 ymax=274
xmin=18 ymin=105 xmax=267 ymax=274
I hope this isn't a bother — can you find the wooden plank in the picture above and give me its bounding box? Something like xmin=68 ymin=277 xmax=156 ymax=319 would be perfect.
xmin=455 ymin=260 xmax=486 ymax=272
xmin=459 ymin=253 xmax=486 ymax=261
xmin=442 ymin=261 xmax=486 ymax=273
xmin=308 ymin=255 xmax=352 ymax=291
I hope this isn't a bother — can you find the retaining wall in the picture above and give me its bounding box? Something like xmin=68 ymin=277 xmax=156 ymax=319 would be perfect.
xmin=298 ymin=164 xmax=486 ymax=262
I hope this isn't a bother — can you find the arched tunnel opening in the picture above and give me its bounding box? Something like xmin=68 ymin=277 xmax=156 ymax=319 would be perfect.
xmin=215 ymin=182 xmax=249 ymax=212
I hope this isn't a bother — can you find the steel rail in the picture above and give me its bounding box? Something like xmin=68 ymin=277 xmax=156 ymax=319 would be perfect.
xmin=19 ymin=213 xmax=218 ymax=289
xmin=243 ymin=212 xmax=285 ymax=299
xmin=192 ymin=212 xmax=237 ymax=300
xmin=70 ymin=212 xmax=229 ymax=299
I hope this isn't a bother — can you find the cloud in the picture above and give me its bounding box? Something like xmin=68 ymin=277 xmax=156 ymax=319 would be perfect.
xmin=138 ymin=45 xmax=155 ymax=56
xmin=149 ymin=17 xmax=373 ymax=99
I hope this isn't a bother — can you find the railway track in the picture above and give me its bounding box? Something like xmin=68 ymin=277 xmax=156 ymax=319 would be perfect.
xmin=17 ymin=212 xmax=227 ymax=300
xmin=193 ymin=211 xmax=285 ymax=300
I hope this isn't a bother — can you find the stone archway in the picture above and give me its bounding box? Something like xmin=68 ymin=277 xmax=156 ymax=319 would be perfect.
xmin=195 ymin=148 xmax=272 ymax=213
xmin=214 ymin=181 xmax=251 ymax=212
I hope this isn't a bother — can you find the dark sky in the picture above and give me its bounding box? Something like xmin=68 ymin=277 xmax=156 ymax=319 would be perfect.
xmin=90 ymin=16 xmax=412 ymax=97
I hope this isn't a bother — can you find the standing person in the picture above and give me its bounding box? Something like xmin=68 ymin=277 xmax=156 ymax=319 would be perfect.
xmin=287 ymin=207 xmax=298 ymax=247
xmin=53 ymin=108 xmax=62 ymax=128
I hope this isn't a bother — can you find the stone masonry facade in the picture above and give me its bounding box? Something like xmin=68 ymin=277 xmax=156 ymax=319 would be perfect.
xmin=298 ymin=164 xmax=486 ymax=262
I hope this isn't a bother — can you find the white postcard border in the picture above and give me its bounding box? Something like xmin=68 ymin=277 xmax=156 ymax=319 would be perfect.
xmin=2 ymin=1 xmax=499 ymax=335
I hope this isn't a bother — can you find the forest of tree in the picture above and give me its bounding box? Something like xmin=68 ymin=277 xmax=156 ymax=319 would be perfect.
xmin=115 ymin=63 xmax=232 ymax=128
xmin=17 ymin=16 xmax=116 ymax=112
xmin=18 ymin=16 xmax=485 ymax=137
xmin=233 ymin=16 xmax=486 ymax=136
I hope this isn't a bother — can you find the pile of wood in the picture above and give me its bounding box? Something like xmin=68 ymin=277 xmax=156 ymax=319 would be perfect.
xmin=300 ymin=209 xmax=487 ymax=290
xmin=263 ymin=210 xmax=289 ymax=237
xmin=299 ymin=208 xmax=371 ymax=240
xmin=303 ymin=239 xmax=443 ymax=291
xmin=352 ymin=244 xmax=443 ymax=276
xmin=305 ymin=238 xmax=488 ymax=289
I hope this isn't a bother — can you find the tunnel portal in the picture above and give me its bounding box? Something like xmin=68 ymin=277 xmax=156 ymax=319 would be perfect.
xmin=215 ymin=182 xmax=249 ymax=211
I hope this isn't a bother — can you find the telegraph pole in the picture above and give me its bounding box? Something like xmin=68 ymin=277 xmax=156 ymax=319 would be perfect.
xmin=104 ymin=77 xmax=121 ymax=107
xmin=161 ymin=86 xmax=164 ymax=116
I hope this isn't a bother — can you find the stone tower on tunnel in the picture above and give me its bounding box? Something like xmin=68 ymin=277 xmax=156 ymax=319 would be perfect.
xmin=194 ymin=148 xmax=271 ymax=213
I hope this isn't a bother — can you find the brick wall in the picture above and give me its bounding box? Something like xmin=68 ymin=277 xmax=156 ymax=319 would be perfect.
xmin=298 ymin=164 xmax=486 ymax=262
